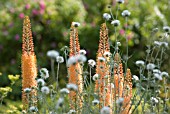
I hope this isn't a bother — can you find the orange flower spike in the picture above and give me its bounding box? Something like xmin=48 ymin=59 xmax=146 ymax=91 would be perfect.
xmin=21 ymin=16 xmax=37 ymax=109
xmin=68 ymin=22 xmax=83 ymax=109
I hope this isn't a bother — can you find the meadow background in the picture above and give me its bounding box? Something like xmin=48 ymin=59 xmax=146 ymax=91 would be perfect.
xmin=0 ymin=0 xmax=170 ymax=113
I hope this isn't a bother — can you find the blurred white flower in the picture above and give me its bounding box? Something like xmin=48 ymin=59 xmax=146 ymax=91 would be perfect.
xmin=103 ymin=13 xmax=111 ymax=21
xmin=72 ymin=22 xmax=80 ymax=27
xmin=122 ymin=10 xmax=131 ymax=17
xmin=93 ymin=74 xmax=99 ymax=81
xmin=132 ymin=75 xmax=139 ymax=81
xmin=117 ymin=42 xmax=121 ymax=46
xmin=67 ymin=83 xmax=78 ymax=91
xmin=161 ymin=71 xmax=169 ymax=77
xmin=116 ymin=97 xmax=124 ymax=105
xmin=67 ymin=56 xmax=77 ymax=67
xmin=47 ymin=50 xmax=59 ymax=59
xmin=154 ymin=73 xmax=162 ymax=80
xmin=154 ymin=41 xmax=161 ymax=47
xmin=135 ymin=60 xmax=145 ymax=67
xmin=92 ymin=99 xmax=99 ymax=105
xmin=37 ymin=79 xmax=45 ymax=86
xmin=75 ymin=54 xmax=87 ymax=63
xmin=40 ymin=68 xmax=49 ymax=79
xmin=67 ymin=110 xmax=76 ymax=114
xmin=79 ymin=49 xmax=86 ymax=55
xmin=104 ymin=52 xmax=112 ymax=57
xmin=98 ymin=57 xmax=106 ymax=62
xmin=111 ymin=83 xmax=115 ymax=88
xmin=111 ymin=20 xmax=120 ymax=26
xmin=29 ymin=106 xmax=38 ymax=112
xmin=163 ymin=26 xmax=170 ymax=32
xmin=100 ymin=106 xmax=110 ymax=114
xmin=88 ymin=59 xmax=96 ymax=67
xmin=146 ymin=63 xmax=155 ymax=70
xmin=60 ymin=88 xmax=70 ymax=94
xmin=41 ymin=86 xmax=50 ymax=94
xmin=151 ymin=97 xmax=159 ymax=104
xmin=24 ymin=88 xmax=31 ymax=93
xmin=56 ymin=98 xmax=64 ymax=109
xmin=161 ymin=42 xmax=168 ymax=48
xmin=153 ymin=69 xmax=161 ymax=74
xmin=56 ymin=56 xmax=64 ymax=63
xmin=117 ymin=0 xmax=124 ymax=4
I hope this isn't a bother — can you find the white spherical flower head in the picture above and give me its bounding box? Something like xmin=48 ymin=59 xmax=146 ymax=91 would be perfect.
xmin=75 ymin=54 xmax=87 ymax=63
xmin=100 ymin=106 xmax=110 ymax=114
xmin=66 ymin=83 xmax=78 ymax=91
xmin=98 ymin=57 xmax=106 ymax=62
xmin=56 ymin=56 xmax=64 ymax=63
xmin=111 ymin=20 xmax=120 ymax=26
xmin=29 ymin=106 xmax=38 ymax=112
xmin=154 ymin=41 xmax=161 ymax=47
xmin=67 ymin=56 xmax=77 ymax=67
xmin=161 ymin=42 xmax=168 ymax=48
xmin=56 ymin=98 xmax=64 ymax=109
xmin=103 ymin=13 xmax=111 ymax=21
xmin=92 ymin=99 xmax=99 ymax=105
xmin=132 ymin=75 xmax=139 ymax=81
xmin=117 ymin=0 xmax=124 ymax=4
xmin=163 ymin=26 xmax=170 ymax=32
xmin=104 ymin=51 xmax=112 ymax=57
xmin=72 ymin=22 xmax=80 ymax=27
xmin=41 ymin=86 xmax=50 ymax=94
xmin=79 ymin=49 xmax=87 ymax=55
xmin=154 ymin=73 xmax=162 ymax=80
xmin=146 ymin=63 xmax=155 ymax=70
xmin=40 ymin=68 xmax=49 ymax=79
xmin=153 ymin=69 xmax=161 ymax=74
xmin=93 ymin=74 xmax=99 ymax=81
xmin=37 ymin=79 xmax=45 ymax=86
xmin=117 ymin=42 xmax=121 ymax=46
xmin=67 ymin=110 xmax=76 ymax=114
xmin=161 ymin=71 xmax=169 ymax=77
xmin=151 ymin=97 xmax=159 ymax=104
xmin=135 ymin=60 xmax=145 ymax=67
xmin=116 ymin=97 xmax=124 ymax=105
xmin=88 ymin=59 xmax=96 ymax=67
xmin=60 ymin=88 xmax=70 ymax=94
xmin=47 ymin=50 xmax=59 ymax=59
xmin=24 ymin=88 xmax=31 ymax=93
xmin=122 ymin=10 xmax=131 ymax=17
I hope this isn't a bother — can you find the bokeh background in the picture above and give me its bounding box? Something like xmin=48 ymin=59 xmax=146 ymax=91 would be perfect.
xmin=0 ymin=0 xmax=170 ymax=112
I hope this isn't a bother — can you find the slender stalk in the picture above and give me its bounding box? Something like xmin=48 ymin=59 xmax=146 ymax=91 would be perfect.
xmin=56 ymin=62 xmax=60 ymax=90
xmin=51 ymin=59 xmax=55 ymax=80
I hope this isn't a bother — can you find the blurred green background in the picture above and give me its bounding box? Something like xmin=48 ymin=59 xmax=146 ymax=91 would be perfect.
xmin=0 ymin=0 xmax=170 ymax=110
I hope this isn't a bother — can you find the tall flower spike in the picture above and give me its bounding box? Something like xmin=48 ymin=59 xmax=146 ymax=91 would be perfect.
xmin=21 ymin=16 xmax=37 ymax=110
xmin=95 ymin=23 xmax=111 ymax=108
xmin=68 ymin=22 xmax=83 ymax=110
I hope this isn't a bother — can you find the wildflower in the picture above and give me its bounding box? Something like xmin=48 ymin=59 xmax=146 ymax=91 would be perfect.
xmin=111 ymin=83 xmax=115 ymax=88
xmin=104 ymin=51 xmax=111 ymax=57
xmin=135 ymin=60 xmax=145 ymax=67
xmin=92 ymin=99 xmax=99 ymax=105
xmin=163 ymin=26 xmax=170 ymax=32
xmin=151 ymin=97 xmax=159 ymax=104
xmin=146 ymin=63 xmax=155 ymax=70
xmin=72 ymin=22 xmax=80 ymax=27
xmin=56 ymin=98 xmax=64 ymax=109
xmin=154 ymin=41 xmax=161 ymax=47
xmin=41 ymin=86 xmax=50 ymax=94
xmin=152 ymin=28 xmax=159 ymax=33
xmin=67 ymin=56 xmax=77 ymax=66
xmin=100 ymin=106 xmax=110 ymax=114
xmin=66 ymin=83 xmax=78 ymax=91
xmin=98 ymin=57 xmax=106 ymax=62
xmin=40 ymin=68 xmax=49 ymax=79
xmin=88 ymin=59 xmax=96 ymax=67
xmin=56 ymin=56 xmax=64 ymax=63
xmin=37 ymin=79 xmax=45 ymax=86
xmin=60 ymin=88 xmax=70 ymax=94
xmin=67 ymin=110 xmax=76 ymax=114
xmin=161 ymin=42 xmax=168 ymax=48
xmin=132 ymin=75 xmax=139 ymax=81
xmin=103 ymin=13 xmax=111 ymax=21
xmin=93 ymin=74 xmax=99 ymax=81
xmin=153 ymin=69 xmax=161 ymax=74
xmin=117 ymin=42 xmax=121 ymax=46
xmin=116 ymin=97 xmax=124 ymax=106
xmin=24 ymin=88 xmax=31 ymax=93
xmin=47 ymin=50 xmax=59 ymax=59
xmin=29 ymin=106 xmax=38 ymax=112
xmin=161 ymin=71 xmax=169 ymax=77
xmin=117 ymin=0 xmax=124 ymax=4
xmin=154 ymin=73 xmax=162 ymax=80
xmin=111 ymin=20 xmax=120 ymax=26
xmin=79 ymin=49 xmax=86 ymax=55
xmin=122 ymin=10 xmax=131 ymax=17
xmin=76 ymin=54 xmax=87 ymax=63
